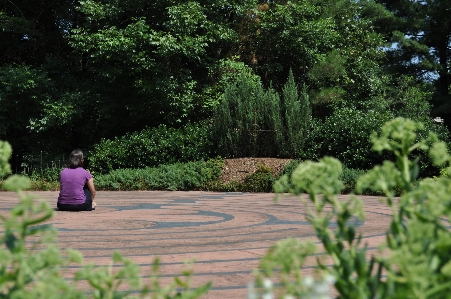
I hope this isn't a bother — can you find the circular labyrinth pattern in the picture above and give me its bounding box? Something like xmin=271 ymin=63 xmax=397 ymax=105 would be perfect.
xmin=0 ymin=191 xmax=393 ymax=298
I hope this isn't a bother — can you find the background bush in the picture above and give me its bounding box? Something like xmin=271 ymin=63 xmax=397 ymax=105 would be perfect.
xmin=339 ymin=166 xmax=367 ymax=194
xmin=88 ymin=122 xmax=212 ymax=174
xmin=415 ymin=120 xmax=451 ymax=177
xmin=270 ymin=158 xmax=366 ymax=195
xmin=10 ymin=150 xmax=65 ymax=182
xmin=300 ymin=108 xmax=393 ymax=170
xmin=240 ymin=164 xmax=277 ymax=193
xmin=95 ymin=159 xmax=223 ymax=191
xmin=28 ymin=166 xmax=61 ymax=182
xmin=211 ymin=71 xmax=311 ymax=158
xmin=300 ymin=106 xmax=451 ymax=177
xmin=208 ymin=164 xmax=277 ymax=193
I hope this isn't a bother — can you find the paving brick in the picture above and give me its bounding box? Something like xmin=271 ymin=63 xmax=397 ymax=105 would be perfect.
xmin=0 ymin=191 xmax=391 ymax=298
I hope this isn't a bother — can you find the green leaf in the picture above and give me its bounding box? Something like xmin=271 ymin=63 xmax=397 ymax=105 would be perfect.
xmin=3 ymin=175 xmax=31 ymax=191
xmin=4 ymin=230 xmax=19 ymax=252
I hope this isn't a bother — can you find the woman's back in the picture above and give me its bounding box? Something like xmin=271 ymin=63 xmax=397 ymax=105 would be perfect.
xmin=58 ymin=167 xmax=92 ymax=205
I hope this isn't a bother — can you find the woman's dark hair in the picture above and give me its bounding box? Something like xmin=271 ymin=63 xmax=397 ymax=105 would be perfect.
xmin=67 ymin=149 xmax=84 ymax=169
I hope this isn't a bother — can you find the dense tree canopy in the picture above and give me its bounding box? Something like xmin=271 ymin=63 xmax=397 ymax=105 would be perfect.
xmin=69 ymin=0 xmax=256 ymax=129
xmin=240 ymin=0 xmax=385 ymax=107
xmin=0 ymin=0 xmax=449 ymax=171
xmin=364 ymin=0 xmax=451 ymax=116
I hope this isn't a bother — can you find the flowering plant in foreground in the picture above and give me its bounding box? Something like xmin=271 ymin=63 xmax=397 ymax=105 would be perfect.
xmin=248 ymin=274 xmax=336 ymax=299
xmin=250 ymin=118 xmax=451 ymax=298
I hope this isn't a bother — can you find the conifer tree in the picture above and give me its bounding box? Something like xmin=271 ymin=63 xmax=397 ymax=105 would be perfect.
xmin=282 ymin=70 xmax=311 ymax=157
xmin=212 ymin=71 xmax=311 ymax=158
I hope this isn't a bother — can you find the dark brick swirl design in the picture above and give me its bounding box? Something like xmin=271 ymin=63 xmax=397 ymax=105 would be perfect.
xmin=0 ymin=191 xmax=392 ymax=298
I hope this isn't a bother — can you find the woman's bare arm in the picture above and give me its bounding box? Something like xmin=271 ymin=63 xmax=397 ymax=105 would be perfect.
xmin=87 ymin=178 xmax=96 ymax=200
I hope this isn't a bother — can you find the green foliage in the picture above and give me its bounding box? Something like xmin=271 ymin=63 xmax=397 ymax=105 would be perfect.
xmin=0 ymin=193 xmax=83 ymax=299
xmin=301 ymin=108 xmax=393 ymax=169
xmin=239 ymin=164 xmax=275 ymax=193
xmin=242 ymin=0 xmax=385 ymax=108
xmin=202 ymin=58 xmax=261 ymax=111
xmin=2 ymin=0 xmax=449 ymax=171
xmin=0 ymin=141 xmax=12 ymax=177
xmin=19 ymin=160 xmax=63 ymax=184
xmin=277 ymin=159 xmax=303 ymax=179
xmin=0 ymin=65 xmax=52 ymax=145
xmin=413 ymin=120 xmax=450 ymax=177
xmin=206 ymin=163 xmax=290 ymax=193
xmin=28 ymin=180 xmax=60 ymax=192
xmin=95 ymin=159 xmax=223 ymax=191
xmin=281 ymin=70 xmax=312 ymax=157
xmin=386 ymin=76 xmax=434 ymax=122
xmin=273 ymin=157 xmax=367 ymax=195
xmin=365 ymin=0 xmax=451 ymax=104
xmin=364 ymin=0 xmax=451 ymax=121
xmin=339 ymin=166 xmax=367 ymax=194
xmin=0 ymin=140 xmax=211 ymax=298
xmin=211 ymin=71 xmax=311 ymax=158
xmin=211 ymin=73 xmax=281 ymax=157
xmin=0 ymin=61 xmax=84 ymax=156
xmin=15 ymin=150 xmax=66 ymax=183
xmin=257 ymin=117 xmax=451 ymax=298
xmin=300 ymin=75 xmax=451 ymax=175
xmin=89 ymin=122 xmax=212 ymax=174
xmin=68 ymin=0 xmax=256 ymax=130
xmin=250 ymin=238 xmax=337 ymax=299
xmin=246 ymin=0 xmax=339 ymax=87
xmin=2 ymin=0 xmax=449 ymax=174
xmin=28 ymin=166 xmax=62 ymax=183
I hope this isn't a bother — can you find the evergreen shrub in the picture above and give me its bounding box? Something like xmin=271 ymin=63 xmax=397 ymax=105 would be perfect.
xmin=339 ymin=166 xmax=366 ymax=194
xmin=240 ymin=164 xmax=275 ymax=193
xmin=211 ymin=70 xmax=310 ymax=158
xmin=88 ymin=122 xmax=212 ymax=174
xmin=95 ymin=159 xmax=223 ymax=191
xmin=301 ymin=107 xmax=451 ymax=177
xmin=300 ymin=108 xmax=394 ymax=169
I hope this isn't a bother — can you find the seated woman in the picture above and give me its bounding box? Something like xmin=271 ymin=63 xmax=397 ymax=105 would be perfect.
xmin=57 ymin=149 xmax=97 ymax=211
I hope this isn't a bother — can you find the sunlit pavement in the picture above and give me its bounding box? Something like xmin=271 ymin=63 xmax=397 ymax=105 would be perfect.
xmin=1 ymin=191 xmax=391 ymax=298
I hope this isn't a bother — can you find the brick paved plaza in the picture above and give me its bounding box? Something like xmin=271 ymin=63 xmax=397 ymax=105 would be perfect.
xmin=0 ymin=191 xmax=392 ymax=298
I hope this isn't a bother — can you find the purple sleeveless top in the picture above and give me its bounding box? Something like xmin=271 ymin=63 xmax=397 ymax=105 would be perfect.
xmin=58 ymin=167 xmax=92 ymax=205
